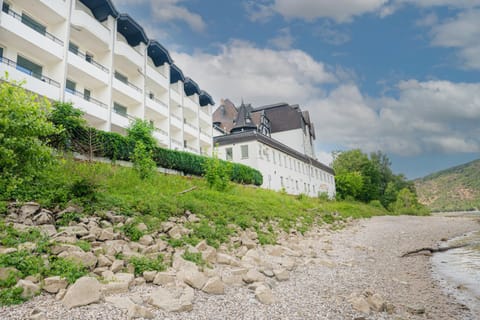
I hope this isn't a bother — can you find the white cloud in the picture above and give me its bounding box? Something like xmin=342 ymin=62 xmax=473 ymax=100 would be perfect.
xmin=173 ymin=40 xmax=480 ymax=157
xmin=268 ymin=28 xmax=294 ymax=49
xmin=314 ymin=22 xmax=350 ymax=45
xmin=172 ymin=40 xmax=336 ymax=106
xmin=430 ymin=10 xmax=480 ymax=70
xmin=151 ymin=0 xmax=206 ymax=32
xmin=271 ymin=0 xmax=389 ymax=23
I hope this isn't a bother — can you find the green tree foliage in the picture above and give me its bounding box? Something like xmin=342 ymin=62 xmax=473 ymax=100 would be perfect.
xmin=204 ymin=150 xmax=232 ymax=191
xmin=0 ymin=77 xmax=60 ymax=197
xmin=389 ymin=188 xmax=429 ymax=215
xmin=332 ymin=149 xmax=426 ymax=214
xmin=132 ymin=141 xmax=157 ymax=180
xmin=127 ymin=119 xmax=157 ymax=152
xmin=47 ymin=102 xmax=86 ymax=151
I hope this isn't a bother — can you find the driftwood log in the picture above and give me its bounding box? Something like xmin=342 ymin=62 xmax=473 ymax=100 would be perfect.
xmin=401 ymin=244 xmax=468 ymax=257
xmin=177 ymin=186 xmax=197 ymax=195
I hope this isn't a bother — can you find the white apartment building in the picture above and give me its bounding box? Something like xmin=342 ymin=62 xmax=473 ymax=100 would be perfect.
xmin=0 ymin=0 xmax=214 ymax=155
xmin=213 ymin=101 xmax=336 ymax=198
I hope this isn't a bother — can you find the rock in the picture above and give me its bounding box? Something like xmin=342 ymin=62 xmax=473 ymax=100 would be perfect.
xmin=42 ymin=276 xmax=68 ymax=293
xmin=138 ymin=234 xmax=154 ymax=246
xmin=367 ymin=293 xmax=386 ymax=312
xmin=105 ymin=211 xmax=126 ymax=224
xmin=97 ymin=254 xmax=112 ymax=268
xmin=105 ymin=296 xmax=134 ymax=309
xmin=260 ymin=269 xmax=275 ymax=277
xmin=0 ymin=267 xmax=19 ymax=282
xmin=55 ymin=289 xmax=67 ymax=301
xmin=16 ymin=280 xmax=40 ymax=298
xmin=201 ymin=246 xmax=217 ymax=264
xmin=101 ymin=273 xmax=134 ymax=295
xmin=202 ymin=276 xmax=225 ymax=295
xmin=57 ymin=205 xmax=82 ymax=218
xmin=143 ymin=271 xmax=157 ymax=282
xmin=273 ymin=268 xmax=290 ymax=281
xmin=222 ymin=274 xmax=244 ymax=287
xmin=241 ymin=237 xmax=256 ymax=249
xmin=134 ymin=277 xmax=146 ymax=286
xmin=243 ymin=269 xmax=265 ymax=284
xmin=177 ymin=263 xmax=207 ymax=289
xmin=32 ymin=209 xmax=54 ymax=225
xmin=351 ymin=297 xmax=371 ymax=314
xmin=18 ymin=242 xmax=37 ymax=252
xmin=137 ymin=223 xmax=148 ymax=232
xmin=148 ymin=286 xmax=194 ymax=312
xmin=128 ymin=303 xmax=154 ymax=319
xmin=29 ymin=308 xmax=47 ymax=320
xmin=110 ymin=259 xmax=124 ymax=273
xmin=255 ymin=285 xmax=275 ymax=304
xmin=59 ymin=226 xmax=89 ymax=237
xmin=407 ymin=306 xmax=426 ymax=315
xmin=62 ymin=277 xmax=101 ymax=309
xmin=153 ymin=271 xmax=176 ymax=286
xmin=18 ymin=202 xmax=41 ymax=220
xmin=98 ymin=228 xmax=115 ymax=241
xmin=216 ymin=253 xmax=240 ymax=266
xmin=58 ymin=251 xmax=97 ymax=269
xmin=38 ymin=224 xmax=57 ymax=237
xmin=168 ymin=226 xmax=183 ymax=239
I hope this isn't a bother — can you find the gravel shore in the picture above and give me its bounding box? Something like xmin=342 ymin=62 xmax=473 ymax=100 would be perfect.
xmin=2 ymin=215 xmax=479 ymax=320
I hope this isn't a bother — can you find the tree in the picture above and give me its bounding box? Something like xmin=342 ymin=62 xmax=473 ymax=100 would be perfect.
xmin=127 ymin=119 xmax=157 ymax=152
xmin=335 ymin=171 xmax=364 ymax=200
xmin=0 ymin=76 xmax=60 ymax=196
xmin=132 ymin=141 xmax=156 ymax=179
xmin=48 ymin=102 xmax=86 ymax=151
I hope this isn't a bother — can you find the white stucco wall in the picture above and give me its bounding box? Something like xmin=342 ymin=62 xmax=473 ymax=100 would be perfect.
xmin=217 ymin=140 xmax=336 ymax=198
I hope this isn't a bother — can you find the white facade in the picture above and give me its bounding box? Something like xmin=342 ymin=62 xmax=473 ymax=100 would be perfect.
xmin=0 ymin=0 xmax=214 ymax=155
xmin=216 ymin=134 xmax=336 ymax=198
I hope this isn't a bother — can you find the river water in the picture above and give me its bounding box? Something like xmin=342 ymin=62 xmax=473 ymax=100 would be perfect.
xmin=431 ymin=212 xmax=480 ymax=318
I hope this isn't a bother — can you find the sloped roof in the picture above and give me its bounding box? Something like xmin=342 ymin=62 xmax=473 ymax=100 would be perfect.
xmin=230 ymin=103 xmax=257 ymax=133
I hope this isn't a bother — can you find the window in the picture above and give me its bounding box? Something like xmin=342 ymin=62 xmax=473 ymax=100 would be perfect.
xmin=226 ymin=147 xmax=233 ymax=161
xmin=85 ymin=53 xmax=93 ymax=63
xmin=16 ymin=55 xmax=42 ymax=79
xmin=114 ymin=71 xmax=128 ymax=84
xmin=296 ymin=180 xmax=299 ymax=190
xmin=272 ymin=151 xmax=276 ymax=164
xmin=0 ymin=47 xmax=3 ymax=61
xmin=21 ymin=13 xmax=46 ymax=36
xmin=241 ymin=145 xmax=248 ymax=159
xmin=2 ymin=2 xmax=10 ymax=13
xmin=84 ymin=88 xmax=91 ymax=101
xmin=113 ymin=102 xmax=127 ymax=116
xmin=65 ymin=79 xmax=76 ymax=93
xmin=149 ymin=92 xmax=154 ymax=99
xmin=184 ymin=140 xmax=187 ymax=148
xmin=280 ymin=176 xmax=284 ymax=188
xmin=69 ymin=42 xmax=79 ymax=55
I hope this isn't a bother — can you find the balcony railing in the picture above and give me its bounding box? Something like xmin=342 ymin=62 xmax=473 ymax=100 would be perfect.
xmin=148 ymin=94 xmax=168 ymax=110
xmin=0 ymin=56 xmax=60 ymax=87
xmin=65 ymin=88 xmax=107 ymax=108
xmin=185 ymin=146 xmax=199 ymax=154
xmin=69 ymin=47 xmax=109 ymax=73
xmin=114 ymin=72 xmax=141 ymax=92
xmin=200 ymin=128 xmax=211 ymax=137
xmin=113 ymin=108 xmax=136 ymax=121
xmin=3 ymin=7 xmax=64 ymax=45
xmin=171 ymin=138 xmax=183 ymax=147
xmin=171 ymin=114 xmax=182 ymax=121
xmin=154 ymin=127 xmax=168 ymax=136
xmin=184 ymin=121 xmax=198 ymax=131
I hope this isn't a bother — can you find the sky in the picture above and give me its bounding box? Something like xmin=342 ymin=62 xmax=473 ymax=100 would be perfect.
xmin=115 ymin=0 xmax=480 ymax=179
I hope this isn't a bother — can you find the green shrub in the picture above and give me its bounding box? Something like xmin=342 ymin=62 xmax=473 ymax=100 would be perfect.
xmin=0 ymin=222 xmax=44 ymax=247
xmin=132 ymin=142 xmax=156 ymax=180
xmin=182 ymin=250 xmax=207 ymax=268
xmin=45 ymin=257 xmax=87 ymax=284
xmin=76 ymin=240 xmax=91 ymax=252
xmin=56 ymin=211 xmax=83 ymax=226
xmin=0 ymin=251 xmax=44 ymax=278
xmin=127 ymin=120 xmax=157 ymax=152
xmin=129 ymin=255 xmax=166 ymax=276
xmin=204 ymin=151 xmax=231 ymax=191
xmin=0 ymin=269 xmax=20 ymax=288
xmin=0 ymin=287 xmax=26 ymax=306
xmin=121 ymin=223 xmax=144 ymax=241
xmin=369 ymin=199 xmax=384 ymax=209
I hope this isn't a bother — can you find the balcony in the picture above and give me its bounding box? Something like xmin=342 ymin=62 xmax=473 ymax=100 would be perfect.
xmin=68 ymin=49 xmax=109 ymax=85
xmin=115 ymin=40 xmax=143 ymax=68
xmin=64 ymin=89 xmax=108 ymax=122
xmin=183 ymin=121 xmax=198 ymax=138
xmin=111 ymin=108 xmax=136 ymax=129
xmin=170 ymin=87 xmax=182 ymax=104
xmin=146 ymin=96 xmax=168 ymax=117
xmin=185 ymin=146 xmax=199 ymax=154
xmin=1 ymin=7 xmax=63 ymax=60
xmin=153 ymin=127 xmax=169 ymax=145
xmin=199 ymin=109 xmax=211 ymax=123
xmin=71 ymin=8 xmax=110 ymax=47
xmin=15 ymin=0 xmax=67 ymax=24
xmin=170 ymin=114 xmax=182 ymax=130
xmin=200 ymin=128 xmax=212 ymax=142
xmin=0 ymin=56 xmax=60 ymax=100
xmin=112 ymin=76 xmax=142 ymax=104
xmin=184 ymin=96 xmax=198 ymax=113
xmin=146 ymin=64 xmax=168 ymax=89
xmin=171 ymin=138 xmax=183 ymax=150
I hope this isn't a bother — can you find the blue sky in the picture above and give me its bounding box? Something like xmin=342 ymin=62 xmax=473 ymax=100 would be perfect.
xmin=115 ymin=0 xmax=480 ymax=179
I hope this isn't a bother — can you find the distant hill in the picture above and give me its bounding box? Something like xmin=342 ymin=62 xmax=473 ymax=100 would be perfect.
xmin=414 ymin=159 xmax=480 ymax=212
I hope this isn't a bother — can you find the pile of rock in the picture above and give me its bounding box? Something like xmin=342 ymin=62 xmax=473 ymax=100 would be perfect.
xmin=2 ymin=201 xmax=334 ymax=317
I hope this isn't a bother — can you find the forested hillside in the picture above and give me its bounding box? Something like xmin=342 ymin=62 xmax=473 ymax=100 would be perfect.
xmin=415 ymin=159 xmax=480 ymax=212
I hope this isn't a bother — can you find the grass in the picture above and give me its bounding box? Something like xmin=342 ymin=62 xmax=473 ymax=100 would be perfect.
xmin=129 ymin=255 xmax=167 ymax=276
xmin=182 ymin=250 xmax=208 ymax=268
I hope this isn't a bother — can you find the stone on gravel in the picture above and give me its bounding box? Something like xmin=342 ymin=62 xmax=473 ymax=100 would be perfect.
xmin=273 ymin=268 xmax=290 ymax=281
xmin=42 ymin=276 xmax=68 ymax=293
xmin=177 ymin=263 xmax=207 ymax=289
xmin=58 ymin=251 xmax=97 ymax=269
xmin=128 ymin=303 xmax=154 ymax=319
xmin=216 ymin=253 xmax=240 ymax=266
xmin=143 ymin=271 xmax=157 ymax=282
xmin=255 ymin=285 xmax=275 ymax=304
xmin=153 ymin=271 xmax=176 ymax=286
xmin=102 ymin=273 xmax=134 ymax=295
xmin=16 ymin=279 xmax=40 ymax=298
xmin=29 ymin=308 xmax=47 ymax=320
xmin=110 ymin=259 xmax=124 ymax=273
xmin=148 ymin=286 xmax=195 ymax=312
xmin=201 ymin=276 xmax=225 ymax=295
xmin=367 ymin=293 xmax=386 ymax=312
xmin=62 ymin=276 xmax=101 ymax=309
xmin=351 ymin=296 xmax=371 ymax=314
xmin=243 ymin=269 xmax=264 ymax=284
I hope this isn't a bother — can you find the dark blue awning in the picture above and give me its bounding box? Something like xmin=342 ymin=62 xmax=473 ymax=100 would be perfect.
xmin=199 ymin=90 xmax=215 ymax=106
xmin=117 ymin=14 xmax=148 ymax=47
xmin=184 ymin=77 xmax=200 ymax=96
xmin=170 ymin=64 xmax=185 ymax=84
xmin=79 ymin=0 xmax=118 ymax=22
xmin=148 ymin=41 xmax=173 ymax=67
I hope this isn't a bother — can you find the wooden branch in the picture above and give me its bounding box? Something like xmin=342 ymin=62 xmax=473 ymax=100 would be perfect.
xmin=401 ymin=244 xmax=468 ymax=257
xmin=177 ymin=186 xmax=197 ymax=195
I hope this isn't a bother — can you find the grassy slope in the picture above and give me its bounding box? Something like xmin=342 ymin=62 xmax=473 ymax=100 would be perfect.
xmin=4 ymin=159 xmax=388 ymax=244
xmin=415 ymin=159 xmax=480 ymax=212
